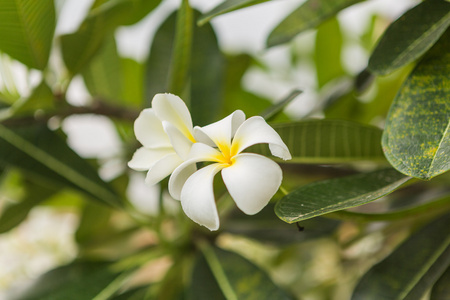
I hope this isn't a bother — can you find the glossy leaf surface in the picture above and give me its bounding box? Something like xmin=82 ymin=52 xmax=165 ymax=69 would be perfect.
xmin=251 ymin=120 xmax=386 ymax=163
xmin=275 ymin=168 xmax=410 ymax=223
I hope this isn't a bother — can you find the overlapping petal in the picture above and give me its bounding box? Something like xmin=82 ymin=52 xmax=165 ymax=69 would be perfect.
xmin=169 ymin=143 xmax=222 ymax=200
xmin=231 ymin=116 xmax=291 ymax=160
xmin=128 ymin=147 xmax=174 ymax=171
xmin=129 ymin=96 xmax=291 ymax=231
xmin=134 ymin=109 xmax=171 ymax=149
xmin=145 ymin=153 xmax=183 ymax=186
xmin=222 ymin=153 xmax=282 ymax=215
xmin=163 ymin=121 xmax=194 ymax=160
xmin=194 ymin=110 xmax=245 ymax=147
xmin=152 ymin=94 xmax=195 ymax=142
xmin=180 ymin=163 xmax=225 ymax=231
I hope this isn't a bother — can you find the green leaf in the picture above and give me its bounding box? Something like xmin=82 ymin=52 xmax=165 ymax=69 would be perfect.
xmin=431 ymin=267 xmax=450 ymax=299
xmin=82 ymin=36 xmax=124 ymax=104
xmin=267 ymin=0 xmax=363 ymax=47
xmin=0 ymin=124 xmax=122 ymax=208
xmin=275 ymin=168 xmax=410 ymax=223
xmin=145 ymin=8 xmax=224 ymax=124
xmin=14 ymin=261 xmax=130 ymax=300
xmin=0 ymin=181 xmax=55 ymax=234
xmin=0 ymin=0 xmax=55 ymax=69
xmin=314 ymin=17 xmax=345 ymax=88
xmin=168 ymin=0 xmax=193 ymax=97
xmin=11 ymin=80 xmax=54 ymax=115
xmin=145 ymin=12 xmax=176 ymax=102
xmin=352 ymin=214 xmax=450 ymax=300
xmin=75 ymin=202 xmax=112 ymax=246
xmin=251 ymin=119 xmax=386 ymax=163
xmin=121 ymin=58 xmax=144 ymax=108
xmin=190 ymin=10 xmax=225 ymax=126
xmin=224 ymin=204 xmax=340 ymax=245
xmin=382 ymin=30 xmax=450 ymax=180
xmin=111 ymin=286 xmax=149 ymax=300
xmin=193 ymin=245 xmax=293 ymax=300
xmin=61 ymin=0 xmax=161 ymax=75
xmin=198 ymin=0 xmax=270 ymax=26
xmin=368 ymin=0 xmax=450 ymax=75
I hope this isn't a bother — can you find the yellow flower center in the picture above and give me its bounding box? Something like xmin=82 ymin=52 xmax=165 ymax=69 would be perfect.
xmin=214 ymin=140 xmax=238 ymax=166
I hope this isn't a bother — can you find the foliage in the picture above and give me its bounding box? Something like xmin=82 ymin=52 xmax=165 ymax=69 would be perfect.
xmin=0 ymin=0 xmax=449 ymax=299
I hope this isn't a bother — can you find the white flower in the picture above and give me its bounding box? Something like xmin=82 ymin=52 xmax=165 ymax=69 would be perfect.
xmin=168 ymin=110 xmax=291 ymax=231
xmin=128 ymin=93 xmax=196 ymax=185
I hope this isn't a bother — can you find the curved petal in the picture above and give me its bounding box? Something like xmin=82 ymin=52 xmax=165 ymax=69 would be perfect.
xmin=168 ymin=162 xmax=197 ymax=201
xmin=193 ymin=110 xmax=245 ymax=147
xmin=128 ymin=147 xmax=174 ymax=171
xmin=222 ymin=153 xmax=282 ymax=215
xmin=163 ymin=121 xmax=193 ymax=160
xmin=145 ymin=152 xmax=183 ymax=186
xmin=152 ymin=93 xmax=195 ymax=142
xmin=134 ymin=109 xmax=171 ymax=148
xmin=168 ymin=143 xmax=221 ymax=200
xmin=181 ymin=163 xmax=225 ymax=231
xmin=231 ymin=116 xmax=291 ymax=160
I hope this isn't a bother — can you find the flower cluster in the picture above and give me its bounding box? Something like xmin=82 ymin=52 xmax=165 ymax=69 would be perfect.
xmin=128 ymin=93 xmax=291 ymax=230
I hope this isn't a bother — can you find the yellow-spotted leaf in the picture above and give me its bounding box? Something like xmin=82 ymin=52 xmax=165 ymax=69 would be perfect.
xmin=369 ymin=0 xmax=450 ymax=75
xmin=382 ymin=30 xmax=450 ymax=180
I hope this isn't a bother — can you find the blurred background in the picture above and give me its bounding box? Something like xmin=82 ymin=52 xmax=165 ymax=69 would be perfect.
xmin=0 ymin=0 xmax=422 ymax=298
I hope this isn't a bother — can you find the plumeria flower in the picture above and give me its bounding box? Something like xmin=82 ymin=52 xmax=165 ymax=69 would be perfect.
xmin=168 ymin=110 xmax=292 ymax=231
xmin=128 ymin=93 xmax=196 ymax=185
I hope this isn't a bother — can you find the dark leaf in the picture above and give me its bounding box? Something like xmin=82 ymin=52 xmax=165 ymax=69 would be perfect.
xmin=369 ymin=0 xmax=450 ymax=75
xmin=275 ymin=168 xmax=410 ymax=223
xmin=352 ymin=214 xmax=450 ymax=300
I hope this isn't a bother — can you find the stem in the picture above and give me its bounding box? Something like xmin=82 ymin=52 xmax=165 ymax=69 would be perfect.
xmin=197 ymin=240 xmax=238 ymax=300
xmin=327 ymin=195 xmax=450 ymax=222
xmin=279 ymin=185 xmax=289 ymax=196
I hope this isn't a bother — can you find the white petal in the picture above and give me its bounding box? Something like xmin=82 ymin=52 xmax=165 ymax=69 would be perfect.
xmin=222 ymin=153 xmax=282 ymax=215
xmin=152 ymin=93 xmax=195 ymax=142
xmin=134 ymin=109 xmax=171 ymax=148
xmin=145 ymin=152 xmax=183 ymax=186
xmin=232 ymin=116 xmax=291 ymax=160
xmin=168 ymin=143 xmax=220 ymax=200
xmin=168 ymin=162 xmax=197 ymax=201
xmin=128 ymin=147 xmax=174 ymax=171
xmin=193 ymin=110 xmax=245 ymax=147
xmin=187 ymin=142 xmax=223 ymax=161
xmin=163 ymin=121 xmax=193 ymax=160
xmin=181 ymin=163 xmax=225 ymax=231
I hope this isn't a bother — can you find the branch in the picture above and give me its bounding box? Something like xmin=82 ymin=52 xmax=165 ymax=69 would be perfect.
xmin=1 ymin=98 xmax=140 ymax=126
